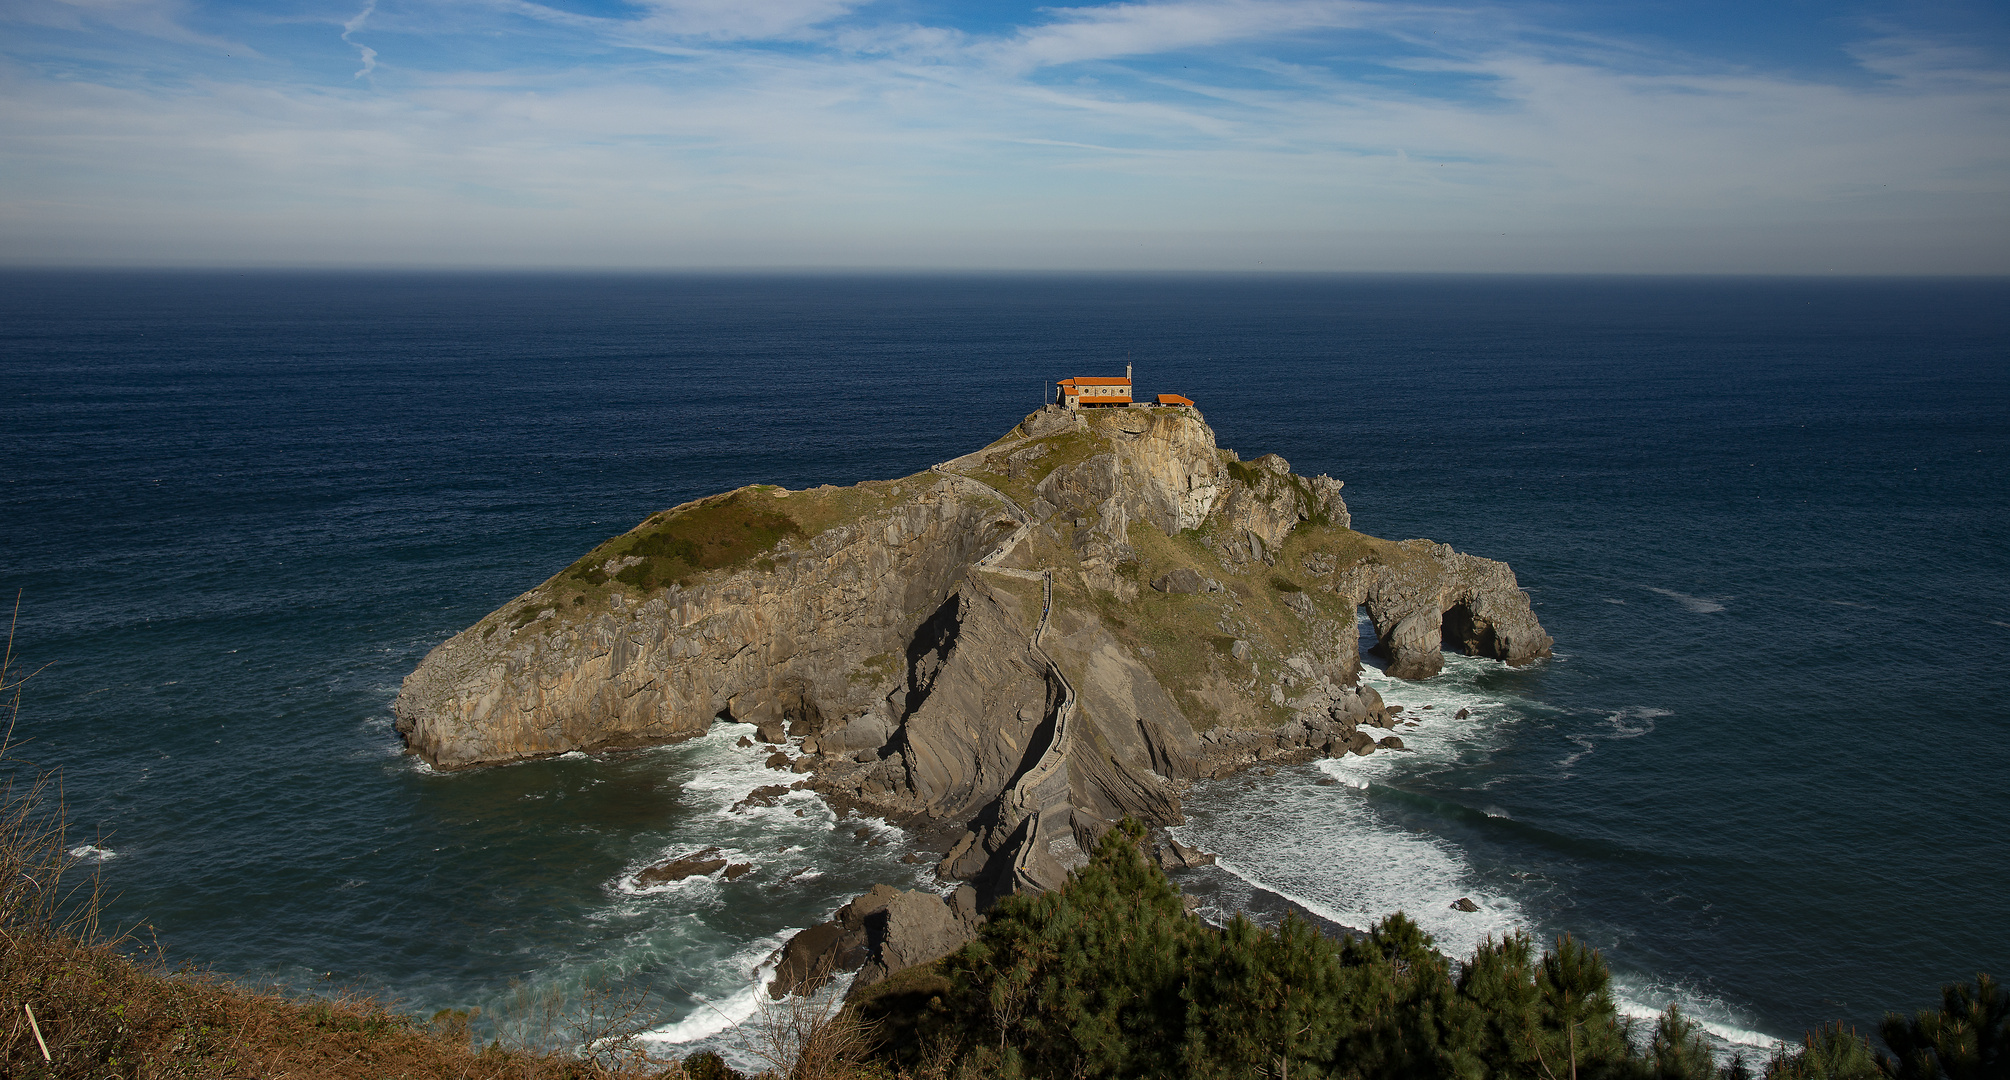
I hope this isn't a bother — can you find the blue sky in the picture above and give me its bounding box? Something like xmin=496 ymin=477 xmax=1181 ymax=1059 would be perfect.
xmin=2 ymin=0 xmax=2005 ymax=271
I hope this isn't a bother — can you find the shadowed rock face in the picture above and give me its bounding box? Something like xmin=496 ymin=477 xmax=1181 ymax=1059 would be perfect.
xmin=396 ymin=405 xmax=1551 ymax=982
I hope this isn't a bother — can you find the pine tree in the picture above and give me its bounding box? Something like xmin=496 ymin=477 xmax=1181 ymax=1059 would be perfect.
xmin=1881 ymin=974 xmax=2008 ymax=1080
xmin=1763 ymin=1022 xmax=1883 ymax=1080
xmin=1649 ymin=1005 xmax=1718 ymax=1080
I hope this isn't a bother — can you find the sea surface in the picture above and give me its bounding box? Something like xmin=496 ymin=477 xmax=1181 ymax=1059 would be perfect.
xmin=2 ymin=272 xmax=2005 ymax=1062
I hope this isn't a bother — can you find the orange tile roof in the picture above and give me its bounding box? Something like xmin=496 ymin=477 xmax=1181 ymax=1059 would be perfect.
xmin=1059 ymin=376 xmax=1131 ymax=386
xmin=1156 ymin=394 xmax=1194 ymax=406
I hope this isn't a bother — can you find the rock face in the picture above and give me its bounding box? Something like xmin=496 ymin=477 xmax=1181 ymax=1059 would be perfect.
xmin=395 ymin=476 xmax=1015 ymax=771
xmin=398 ymin=405 xmax=1551 ymax=984
xmin=767 ymin=884 xmax=982 ymax=998
xmin=1324 ymin=541 xmax=1552 ymax=680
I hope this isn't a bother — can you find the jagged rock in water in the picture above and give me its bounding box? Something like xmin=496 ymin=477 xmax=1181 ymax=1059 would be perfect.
xmin=396 ymin=405 xmax=1550 ymax=922
xmin=633 ymin=848 xmax=728 ymax=887
xmin=1157 ymin=838 xmax=1216 ymax=870
xmin=1338 ymin=540 xmax=1551 ymax=680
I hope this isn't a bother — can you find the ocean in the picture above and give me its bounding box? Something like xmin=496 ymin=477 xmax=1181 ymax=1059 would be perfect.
xmin=2 ymin=271 xmax=2005 ymax=1062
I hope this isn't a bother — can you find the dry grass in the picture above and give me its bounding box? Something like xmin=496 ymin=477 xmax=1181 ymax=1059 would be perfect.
xmin=744 ymin=957 xmax=881 ymax=1080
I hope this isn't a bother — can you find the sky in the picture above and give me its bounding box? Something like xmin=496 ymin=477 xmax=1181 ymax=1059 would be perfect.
xmin=1 ymin=0 xmax=2006 ymax=272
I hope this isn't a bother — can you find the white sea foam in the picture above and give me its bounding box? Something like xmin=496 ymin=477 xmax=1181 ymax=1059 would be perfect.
xmin=1184 ymin=650 xmax=1787 ymax=1063
xmin=1179 ymin=739 xmax=1526 ymax=963
xmin=1605 ymin=707 xmax=1667 ymax=739
xmin=1647 ymin=587 xmax=1728 ymax=614
xmin=68 ymin=844 xmax=117 ymax=862
xmin=1612 ymin=980 xmax=1785 ymax=1060
xmin=641 ymin=935 xmax=793 ymax=1045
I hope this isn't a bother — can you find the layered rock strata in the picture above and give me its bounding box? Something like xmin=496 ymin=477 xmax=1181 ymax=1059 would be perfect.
xmin=395 ymin=405 xmax=1551 ymax=992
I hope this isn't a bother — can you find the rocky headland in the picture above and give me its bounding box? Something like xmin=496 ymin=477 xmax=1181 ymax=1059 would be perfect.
xmin=394 ymin=405 xmax=1549 ymax=993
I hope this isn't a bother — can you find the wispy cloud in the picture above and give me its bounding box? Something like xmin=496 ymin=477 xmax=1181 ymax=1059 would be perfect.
xmin=7 ymin=0 xmax=245 ymax=51
xmin=342 ymin=0 xmax=376 ymax=78
xmin=0 ymin=0 xmax=2003 ymax=269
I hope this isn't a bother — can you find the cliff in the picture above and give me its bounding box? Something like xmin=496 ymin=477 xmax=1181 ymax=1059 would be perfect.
xmin=395 ymin=406 xmax=1549 ymax=913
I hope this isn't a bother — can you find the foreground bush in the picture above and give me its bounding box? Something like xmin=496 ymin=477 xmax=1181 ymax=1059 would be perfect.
xmin=854 ymin=819 xmax=2001 ymax=1080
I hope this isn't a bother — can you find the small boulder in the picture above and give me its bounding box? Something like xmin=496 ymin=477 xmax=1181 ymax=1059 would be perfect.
xmin=1348 ymin=731 xmax=1376 ymax=756
xmin=1422 ymin=704 xmax=1435 ymax=711
xmin=765 ymin=752 xmax=791 ymax=770
xmin=1157 ymin=839 xmax=1217 ymax=870
xmin=1231 ymin=639 xmax=1253 ymax=661
xmin=755 ymin=720 xmax=787 ymax=744
xmin=853 ymin=749 xmax=877 ymax=763
xmin=1451 ymin=897 xmax=1480 ymax=912
xmin=1387 ymin=704 xmax=1404 ymax=715
xmin=1317 ymin=776 xmax=1340 ymax=786
xmin=791 ymin=756 xmax=815 ymax=774
xmin=1455 ymin=708 xmax=1470 ymax=719
xmin=736 ymin=736 xmax=755 ymax=748
xmin=1378 ymin=736 xmax=1405 ymax=750
xmin=1152 ymin=567 xmax=1206 ymax=594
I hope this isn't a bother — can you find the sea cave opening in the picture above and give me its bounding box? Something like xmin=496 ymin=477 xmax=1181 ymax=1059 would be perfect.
xmin=1441 ymin=601 xmax=1497 ymax=658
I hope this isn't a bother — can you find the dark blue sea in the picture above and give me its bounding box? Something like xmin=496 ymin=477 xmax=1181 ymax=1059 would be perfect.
xmin=2 ymin=271 xmax=2005 ymax=1059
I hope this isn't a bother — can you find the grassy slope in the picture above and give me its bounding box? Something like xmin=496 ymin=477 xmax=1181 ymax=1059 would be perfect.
xmin=477 ymin=473 xmax=936 ymax=638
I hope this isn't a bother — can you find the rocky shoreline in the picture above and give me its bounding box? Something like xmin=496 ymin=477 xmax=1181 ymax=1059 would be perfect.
xmin=395 ymin=405 xmax=1549 ymax=996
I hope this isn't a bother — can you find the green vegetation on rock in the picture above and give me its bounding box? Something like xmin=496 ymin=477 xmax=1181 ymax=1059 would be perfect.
xmin=566 ymin=491 xmax=805 ymax=592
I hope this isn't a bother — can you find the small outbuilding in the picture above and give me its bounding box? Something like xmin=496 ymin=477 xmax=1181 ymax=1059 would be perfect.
xmin=1156 ymin=394 xmax=1195 ymax=407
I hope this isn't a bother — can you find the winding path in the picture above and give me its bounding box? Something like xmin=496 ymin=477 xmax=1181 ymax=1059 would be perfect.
xmin=931 ymin=462 xmax=1079 ymax=887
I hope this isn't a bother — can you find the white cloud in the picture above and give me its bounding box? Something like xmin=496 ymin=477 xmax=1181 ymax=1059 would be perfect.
xmin=988 ymin=0 xmax=1382 ymax=70
xmin=3 ymin=0 xmax=243 ymax=50
xmin=625 ymin=0 xmax=859 ymax=41
xmin=0 ymin=0 xmax=2003 ymax=270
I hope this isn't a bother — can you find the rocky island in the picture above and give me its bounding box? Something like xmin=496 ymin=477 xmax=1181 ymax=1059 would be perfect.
xmin=394 ymin=405 xmax=1549 ymax=993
